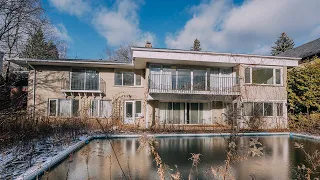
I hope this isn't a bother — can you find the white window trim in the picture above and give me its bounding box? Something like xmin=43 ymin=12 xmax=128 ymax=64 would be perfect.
xmin=48 ymin=99 xmax=58 ymax=116
xmin=244 ymin=65 xmax=283 ymax=86
xmin=90 ymin=99 xmax=113 ymax=118
xmin=114 ymin=70 xmax=142 ymax=87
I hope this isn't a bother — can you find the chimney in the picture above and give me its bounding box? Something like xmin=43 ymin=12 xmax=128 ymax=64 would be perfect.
xmin=145 ymin=41 xmax=152 ymax=48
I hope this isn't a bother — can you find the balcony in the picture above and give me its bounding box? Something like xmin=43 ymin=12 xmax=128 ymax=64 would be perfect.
xmin=148 ymin=74 xmax=240 ymax=95
xmin=61 ymin=78 xmax=106 ymax=96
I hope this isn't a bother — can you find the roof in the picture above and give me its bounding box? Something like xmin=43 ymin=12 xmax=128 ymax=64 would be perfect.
xmin=132 ymin=47 xmax=300 ymax=67
xmin=7 ymin=58 xmax=134 ymax=69
xmin=278 ymin=38 xmax=320 ymax=58
xmin=131 ymin=46 xmax=301 ymax=60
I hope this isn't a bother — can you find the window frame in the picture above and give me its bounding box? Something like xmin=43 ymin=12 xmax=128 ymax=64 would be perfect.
xmin=48 ymin=99 xmax=58 ymax=116
xmin=70 ymin=68 xmax=100 ymax=90
xmin=114 ymin=70 xmax=142 ymax=87
xmin=244 ymin=66 xmax=283 ymax=86
xmin=242 ymin=101 xmax=283 ymax=117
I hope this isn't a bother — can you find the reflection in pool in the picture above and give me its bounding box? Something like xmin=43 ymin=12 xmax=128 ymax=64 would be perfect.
xmin=42 ymin=136 xmax=320 ymax=180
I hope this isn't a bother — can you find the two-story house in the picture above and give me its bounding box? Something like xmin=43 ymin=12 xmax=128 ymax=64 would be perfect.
xmin=9 ymin=44 xmax=300 ymax=129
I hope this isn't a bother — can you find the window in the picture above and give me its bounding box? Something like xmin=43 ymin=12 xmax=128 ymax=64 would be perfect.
xmin=114 ymin=71 xmax=141 ymax=86
xmin=71 ymin=69 xmax=99 ymax=90
xmin=72 ymin=99 xmax=79 ymax=117
xmin=243 ymin=102 xmax=282 ymax=117
xmin=135 ymin=101 xmax=142 ymax=117
xmin=245 ymin=67 xmax=282 ymax=85
xmin=275 ymin=69 xmax=281 ymax=84
xmin=252 ymin=68 xmax=273 ymax=84
xmin=245 ymin=67 xmax=251 ymax=83
xmin=135 ymin=74 xmax=141 ymax=86
xmin=243 ymin=102 xmax=253 ymax=116
xmin=100 ymin=100 xmax=112 ymax=118
xmin=276 ymin=103 xmax=283 ymax=116
xmin=59 ymin=99 xmax=71 ymax=116
xmin=49 ymin=99 xmax=58 ymax=116
xmin=264 ymin=103 xmax=273 ymax=116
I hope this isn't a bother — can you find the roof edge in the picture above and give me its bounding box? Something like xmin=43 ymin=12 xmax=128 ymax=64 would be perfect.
xmin=131 ymin=47 xmax=301 ymax=61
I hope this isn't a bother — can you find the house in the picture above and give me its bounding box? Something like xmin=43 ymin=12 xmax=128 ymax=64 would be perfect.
xmin=8 ymin=43 xmax=300 ymax=129
xmin=278 ymin=38 xmax=320 ymax=61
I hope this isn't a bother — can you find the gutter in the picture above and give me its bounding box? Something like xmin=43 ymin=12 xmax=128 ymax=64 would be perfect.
xmin=27 ymin=62 xmax=36 ymax=117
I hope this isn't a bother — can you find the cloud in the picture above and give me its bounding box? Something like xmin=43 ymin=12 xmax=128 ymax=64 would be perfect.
xmin=50 ymin=23 xmax=72 ymax=42
xmin=165 ymin=0 xmax=320 ymax=55
xmin=92 ymin=0 xmax=155 ymax=47
xmin=48 ymin=0 xmax=91 ymax=17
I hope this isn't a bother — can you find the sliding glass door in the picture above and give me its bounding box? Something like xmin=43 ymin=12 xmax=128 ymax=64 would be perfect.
xmin=159 ymin=102 xmax=211 ymax=125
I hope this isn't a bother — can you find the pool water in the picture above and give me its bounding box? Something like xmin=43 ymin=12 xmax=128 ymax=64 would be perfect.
xmin=42 ymin=135 xmax=320 ymax=180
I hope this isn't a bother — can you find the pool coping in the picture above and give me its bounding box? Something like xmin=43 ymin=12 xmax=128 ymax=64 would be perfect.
xmin=15 ymin=132 xmax=320 ymax=180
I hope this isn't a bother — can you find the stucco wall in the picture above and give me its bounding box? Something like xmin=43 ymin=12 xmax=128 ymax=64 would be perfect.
xmin=29 ymin=66 xmax=148 ymax=125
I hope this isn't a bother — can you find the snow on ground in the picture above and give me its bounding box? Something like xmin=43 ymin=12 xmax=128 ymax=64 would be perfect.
xmin=0 ymin=133 xmax=90 ymax=179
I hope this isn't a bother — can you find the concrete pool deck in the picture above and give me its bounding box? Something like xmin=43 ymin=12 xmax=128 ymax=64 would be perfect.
xmin=16 ymin=132 xmax=320 ymax=180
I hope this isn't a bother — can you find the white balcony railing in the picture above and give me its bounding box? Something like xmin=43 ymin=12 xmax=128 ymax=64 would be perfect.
xmin=148 ymin=74 xmax=240 ymax=95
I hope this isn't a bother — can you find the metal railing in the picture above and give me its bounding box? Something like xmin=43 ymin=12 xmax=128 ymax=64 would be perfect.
xmin=61 ymin=78 xmax=106 ymax=94
xmin=149 ymin=74 xmax=240 ymax=95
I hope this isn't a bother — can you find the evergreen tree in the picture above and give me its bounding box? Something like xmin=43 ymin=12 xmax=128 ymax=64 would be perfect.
xmin=191 ymin=38 xmax=202 ymax=51
xmin=22 ymin=28 xmax=59 ymax=59
xmin=271 ymin=32 xmax=295 ymax=56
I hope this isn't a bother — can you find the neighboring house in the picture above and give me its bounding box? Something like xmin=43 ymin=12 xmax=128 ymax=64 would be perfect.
xmin=278 ymin=38 xmax=320 ymax=61
xmin=8 ymin=44 xmax=300 ymax=129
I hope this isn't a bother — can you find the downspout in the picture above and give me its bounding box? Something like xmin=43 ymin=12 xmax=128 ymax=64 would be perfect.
xmin=28 ymin=62 xmax=36 ymax=117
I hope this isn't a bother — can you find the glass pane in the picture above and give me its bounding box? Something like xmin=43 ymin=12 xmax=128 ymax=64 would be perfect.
xmin=264 ymin=103 xmax=273 ymax=116
xmin=252 ymin=68 xmax=273 ymax=84
xmin=150 ymin=64 xmax=161 ymax=73
xmin=177 ymin=69 xmax=191 ymax=90
xmin=114 ymin=72 xmax=122 ymax=85
xmin=135 ymin=73 xmax=141 ymax=86
xmin=243 ymin=102 xmax=253 ymax=116
xmin=163 ymin=68 xmax=175 ymax=90
xmin=135 ymin=101 xmax=141 ymax=114
xmin=72 ymin=99 xmax=79 ymax=117
xmin=91 ymin=100 xmax=99 ymax=117
xmin=276 ymin=103 xmax=283 ymax=116
xmin=173 ymin=102 xmax=180 ymax=124
xmin=190 ymin=103 xmax=198 ymax=124
xmin=254 ymin=102 xmax=263 ymax=116
xmin=126 ymin=102 xmax=133 ymax=118
xmin=213 ymin=101 xmax=223 ymax=109
xmin=71 ymin=69 xmax=85 ymax=90
xmin=275 ymin=69 xmax=281 ymax=84
xmin=245 ymin=67 xmax=251 ymax=83
xmin=59 ymin=99 xmax=71 ymax=117
xmin=100 ymin=100 xmax=112 ymax=118
xmin=168 ymin=102 xmax=173 ymax=123
xmin=123 ymin=72 xmax=134 ymax=86
xmin=85 ymin=70 xmax=99 ymax=90
xmin=199 ymin=103 xmax=203 ymax=124
xmin=49 ymin=100 xmax=57 ymax=116
xmin=193 ymin=70 xmax=206 ymax=91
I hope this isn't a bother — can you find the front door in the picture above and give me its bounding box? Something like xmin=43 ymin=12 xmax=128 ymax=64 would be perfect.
xmin=124 ymin=101 xmax=134 ymax=124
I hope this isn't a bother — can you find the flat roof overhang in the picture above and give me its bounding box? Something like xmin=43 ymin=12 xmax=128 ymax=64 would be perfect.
xmin=132 ymin=47 xmax=301 ymax=69
xmin=7 ymin=58 xmax=134 ymax=69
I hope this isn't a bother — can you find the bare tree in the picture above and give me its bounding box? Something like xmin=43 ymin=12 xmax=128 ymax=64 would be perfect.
xmin=0 ymin=0 xmax=45 ymax=57
xmin=105 ymin=44 xmax=132 ymax=62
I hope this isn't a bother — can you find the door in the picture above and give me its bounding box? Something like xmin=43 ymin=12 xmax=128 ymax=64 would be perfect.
xmin=124 ymin=101 xmax=134 ymax=124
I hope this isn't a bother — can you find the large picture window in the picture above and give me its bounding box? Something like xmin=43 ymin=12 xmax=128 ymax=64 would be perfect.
xmin=114 ymin=71 xmax=141 ymax=86
xmin=71 ymin=69 xmax=99 ymax=90
xmin=245 ymin=67 xmax=282 ymax=85
xmin=48 ymin=99 xmax=79 ymax=117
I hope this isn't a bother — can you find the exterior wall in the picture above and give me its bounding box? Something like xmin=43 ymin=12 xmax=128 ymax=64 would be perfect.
xmin=238 ymin=65 xmax=288 ymax=129
xmin=29 ymin=65 xmax=148 ymax=128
